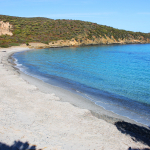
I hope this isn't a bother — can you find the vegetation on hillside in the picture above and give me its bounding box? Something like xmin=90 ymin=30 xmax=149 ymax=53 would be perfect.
xmin=0 ymin=15 xmax=150 ymax=47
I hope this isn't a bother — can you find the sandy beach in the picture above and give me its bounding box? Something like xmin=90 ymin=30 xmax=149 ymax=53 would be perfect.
xmin=0 ymin=46 xmax=150 ymax=150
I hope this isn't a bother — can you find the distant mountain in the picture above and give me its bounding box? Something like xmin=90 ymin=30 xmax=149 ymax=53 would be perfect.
xmin=0 ymin=15 xmax=150 ymax=48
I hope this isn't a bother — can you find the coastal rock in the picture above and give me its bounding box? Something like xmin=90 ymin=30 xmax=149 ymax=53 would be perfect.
xmin=0 ymin=21 xmax=13 ymax=36
xmin=26 ymin=35 xmax=150 ymax=49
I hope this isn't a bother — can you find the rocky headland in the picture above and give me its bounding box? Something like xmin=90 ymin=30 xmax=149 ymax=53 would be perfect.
xmin=0 ymin=15 xmax=150 ymax=48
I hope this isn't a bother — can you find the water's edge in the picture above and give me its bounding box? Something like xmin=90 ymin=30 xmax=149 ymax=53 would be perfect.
xmin=11 ymin=48 xmax=150 ymax=127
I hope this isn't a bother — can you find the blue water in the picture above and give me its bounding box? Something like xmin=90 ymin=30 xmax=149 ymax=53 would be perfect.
xmin=12 ymin=44 xmax=150 ymax=126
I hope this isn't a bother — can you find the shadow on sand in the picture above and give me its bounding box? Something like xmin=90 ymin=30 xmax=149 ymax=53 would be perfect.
xmin=115 ymin=121 xmax=150 ymax=149
xmin=0 ymin=124 xmax=150 ymax=150
xmin=128 ymin=148 xmax=150 ymax=150
xmin=0 ymin=141 xmax=40 ymax=150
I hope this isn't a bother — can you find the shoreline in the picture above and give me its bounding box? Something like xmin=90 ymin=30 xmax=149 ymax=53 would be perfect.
xmin=0 ymin=45 xmax=150 ymax=149
xmin=10 ymin=46 xmax=147 ymax=127
xmin=9 ymin=48 xmax=123 ymax=125
xmin=18 ymin=63 xmax=149 ymax=127
xmin=20 ymin=71 xmax=150 ymax=127
xmin=11 ymin=45 xmax=150 ymax=127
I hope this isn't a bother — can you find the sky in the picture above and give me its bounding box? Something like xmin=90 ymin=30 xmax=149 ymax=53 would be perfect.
xmin=0 ymin=0 xmax=150 ymax=33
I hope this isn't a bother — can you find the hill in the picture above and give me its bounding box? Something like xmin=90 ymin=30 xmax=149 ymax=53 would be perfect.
xmin=0 ymin=15 xmax=150 ymax=48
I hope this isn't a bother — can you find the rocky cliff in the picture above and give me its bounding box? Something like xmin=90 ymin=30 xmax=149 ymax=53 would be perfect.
xmin=0 ymin=15 xmax=150 ymax=48
xmin=0 ymin=21 xmax=13 ymax=36
xmin=28 ymin=36 xmax=150 ymax=49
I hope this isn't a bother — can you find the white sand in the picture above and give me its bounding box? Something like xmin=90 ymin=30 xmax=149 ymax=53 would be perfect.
xmin=0 ymin=46 xmax=149 ymax=150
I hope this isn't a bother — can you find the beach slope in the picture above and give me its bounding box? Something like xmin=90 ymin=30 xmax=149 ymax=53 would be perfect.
xmin=0 ymin=46 xmax=149 ymax=150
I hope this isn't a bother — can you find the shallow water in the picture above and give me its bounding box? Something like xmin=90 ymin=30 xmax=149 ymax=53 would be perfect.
xmin=12 ymin=44 xmax=150 ymax=126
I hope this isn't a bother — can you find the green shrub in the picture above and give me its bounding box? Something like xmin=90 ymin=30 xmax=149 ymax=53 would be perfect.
xmin=9 ymin=43 xmax=20 ymax=46
xmin=0 ymin=14 xmax=150 ymax=46
xmin=0 ymin=44 xmax=9 ymax=48
xmin=43 ymin=41 xmax=49 ymax=44
xmin=26 ymin=42 xmax=29 ymax=46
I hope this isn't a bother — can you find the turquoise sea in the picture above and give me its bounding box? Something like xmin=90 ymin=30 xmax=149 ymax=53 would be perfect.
xmin=12 ymin=44 xmax=150 ymax=126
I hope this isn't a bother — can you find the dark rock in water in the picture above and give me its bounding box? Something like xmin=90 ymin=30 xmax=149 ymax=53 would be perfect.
xmin=115 ymin=121 xmax=150 ymax=146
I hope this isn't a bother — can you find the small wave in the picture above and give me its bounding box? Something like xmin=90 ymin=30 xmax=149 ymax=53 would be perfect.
xmin=76 ymin=90 xmax=82 ymax=93
xmin=14 ymin=58 xmax=18 ymax=63
xmin=16 ymin=64 xmax=22 ymax=67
